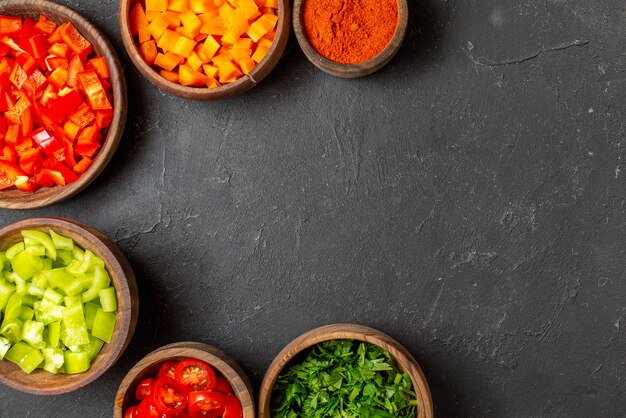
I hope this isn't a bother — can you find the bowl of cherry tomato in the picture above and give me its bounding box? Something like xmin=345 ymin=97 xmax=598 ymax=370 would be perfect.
xmin=0 ymin=0 xmax=127 ymax=210
xmin=114 ymin=341 xmax=253 ymax=418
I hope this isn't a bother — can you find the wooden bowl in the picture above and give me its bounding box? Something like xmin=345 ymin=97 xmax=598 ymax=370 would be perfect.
xmin=114 ymin=341 xmax=255 ymax=417
xmin=0 ymin=0 xmax=128 ymax=210
xmin=259 ymin=323 xmax=434 ymax=418
xmin=293 ymin=0 xmax=408 ymax=78
xmin=118 ymin=0 xmax=291 ymax=100
xmin=0 ymin=217 xmax=138 ymax=395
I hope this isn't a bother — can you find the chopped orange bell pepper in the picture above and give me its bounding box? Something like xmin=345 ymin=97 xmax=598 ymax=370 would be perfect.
xmin=139 ymin=40 xmax=158 ymax=64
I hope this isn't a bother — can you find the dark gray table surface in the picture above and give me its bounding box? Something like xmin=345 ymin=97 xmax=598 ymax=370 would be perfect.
xmin=1 ymin=0 xmax=625 ymax=416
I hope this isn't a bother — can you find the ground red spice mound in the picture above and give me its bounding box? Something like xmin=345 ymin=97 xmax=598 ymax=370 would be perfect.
xmin=303 ymin=0 xmax=398 ymax=64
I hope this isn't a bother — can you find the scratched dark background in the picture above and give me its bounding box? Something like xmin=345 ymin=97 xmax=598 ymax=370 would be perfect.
xmin=1 ymin=0 xmax=625 ymax=416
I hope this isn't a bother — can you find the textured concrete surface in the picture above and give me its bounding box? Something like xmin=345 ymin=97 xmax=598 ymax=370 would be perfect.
xmin=1 ymin=0 xmax=625 ymax=416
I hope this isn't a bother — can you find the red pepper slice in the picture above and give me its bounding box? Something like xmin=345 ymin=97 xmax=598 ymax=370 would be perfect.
xmin=9 ymin=63 xmax=27 ymax=89
xmin=47 ymin=89 xmax=82 ymax=121
xmin=22 ymin=68 xmax=46 ymax=94
xmin=174 ymin=359 xmax=216 ymax=392
xmin=34 ymin=15 xmax=57 ymax=36
xmin=5 ymin=95 xmax=31 ymax=124
xmin=95 ymin=109 xmax=114 ymax=129
xmin=0 ymin=160 xmax=25 ymax=189
xmin=58 ymin=22 xmax=93 ymax=59
xmin=18 ymin=148 xmax=43 ymax=175
xmin=151 ymin=377 xmax=187 ymax=415
xmin=28 ymin=33 xmax=49 ymax=60
xmin=34 ymin=169 xmax=54 ymax=187
xmin=187 ymin=391 xmax=226 ymax=418
xmin=0 ymin=16 xmax=22 ymax=36
xmin=14 ymin=175 xmax=39 ymax=192
xmin=31 ymin=128 xmax=66 ymax=161
xmin=39 ymin=168 xmax=65 ymax=186
xmin=66 ymin=54 xmax=84 ymax=87
xmin=78 ymin=70 xmax=112 ymax=110
xmin=48 ymin=42 xmax=69 ymax=58
xmin=88 ymin=56 xmax=110 ymax=79
xmin=18 ymin=17 xmax=37 ymax=56
xmin=0 ymin=145 xmax=16 ymax=164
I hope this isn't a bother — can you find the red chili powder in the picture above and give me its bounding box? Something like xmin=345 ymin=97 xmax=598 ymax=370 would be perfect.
xmin=303 ymin=0 xmax=398 ymax=64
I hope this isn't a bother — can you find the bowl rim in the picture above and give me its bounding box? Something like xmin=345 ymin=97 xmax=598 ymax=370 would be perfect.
xmin=118 ymin=0 xmax=291 ymax=100
xmin=113 ymin=341 xmax=255 ymax=417
xmin=0 ymin=0 xmax=128 ymax=210
xmin=0 ymin=217 xmax=138 ymax=395
xmin=292 ymin=0 xmax=409 ymax=78
xmin=258 ymin=323 xmax=434 ymax=418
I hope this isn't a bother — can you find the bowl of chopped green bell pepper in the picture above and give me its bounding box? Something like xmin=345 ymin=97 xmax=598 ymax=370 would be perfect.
xmin=0 ymin=217 xmax=138 ymax=395
xmin=258 ymin=323 xmax=434 ymax=418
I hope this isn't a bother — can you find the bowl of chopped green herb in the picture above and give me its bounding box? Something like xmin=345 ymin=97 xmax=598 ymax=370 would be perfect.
xmin=259 ymin=324 xmax=433 ymax=418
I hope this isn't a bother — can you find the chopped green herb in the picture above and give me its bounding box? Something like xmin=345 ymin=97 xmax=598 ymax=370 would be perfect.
xmin=271 ymin=339 xmax=418 ymax=418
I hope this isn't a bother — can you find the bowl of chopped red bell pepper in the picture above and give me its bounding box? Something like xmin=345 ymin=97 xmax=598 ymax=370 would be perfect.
xmin=118 ymin=0 xmax=290 ymax=100
xmin=0 ymin=0 xmax=127 ymax=210
xmin=114 ymin=341 xmax=254 ymax=418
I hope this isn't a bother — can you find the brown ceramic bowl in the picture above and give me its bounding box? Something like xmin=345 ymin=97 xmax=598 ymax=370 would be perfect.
xmin=0 ymin=217 xmax=138 ymax=395
xmin=293 ymin=0 xmax=409 ymax=78
xmin=0 ymin=0 xmax=127 ymax=210
xmin=118 ymin=0 xmax=291 ymax=100
xmin=259 ymin=323 xmax=434 ymax=418
xmin=114 ymin=342 xmax=255 ymax=417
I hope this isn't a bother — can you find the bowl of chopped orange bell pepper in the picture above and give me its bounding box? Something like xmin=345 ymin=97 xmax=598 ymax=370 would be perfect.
xmin=119 ymin=0 xmax=290 ymax=100
xmin=0 ymin=0 xmax=127 ymax=210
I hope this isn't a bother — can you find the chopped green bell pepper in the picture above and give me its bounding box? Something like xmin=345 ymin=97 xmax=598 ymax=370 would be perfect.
xmin=91 ymin=309 xmax=116 ymax=343
xmin=86 ymin=335 xmax=104 ymax=362
xmin=84 ymin=302 xmax=99 ymax=330
xmin=81 ymin=266 xmax=110 ymax=303
xmin=63 ymin=351 xmax=90 ymax=374
xmin=21 ymin=230 xmax=56 ymax=260
xmin=0 ymin=336 xmax=11 ymax=360
xmin=5 ymin=342 xmax=44 ymax=373
xmin=47 ymin=321 xmax=61 ymax=348
xmin=0 ymin=252 xmax=7 ymax=271
xmin=11 ymin=251 xmax=43 ymax=280
xmin=19 ymin=306 xmax=34 ymax=321
xmin=34 ymin=299 xmax=65 ymax=325
xmin=22 ymin=320 xmax=46 ymax=349
xmin=0 ymin=318 xmax=21 ymax=344
xmin=42 ymin=347 xmax=64 ymax=373
xmin=99 ymin=287 xmax=117 ymax=312
xmin=0 ymin=279 xmax=15 ymax=310
xmin=50 ymin=231 xmax=73 ymax=251
xmin=5 ymin=242 xmax=24 ymax=260
xmin=24 ymin=244 xmax=46 ymax=257
xmin=61 ymin=303 xmax=89 ymax=348
xmin=43 ymin=288 xmax=63 ymax=305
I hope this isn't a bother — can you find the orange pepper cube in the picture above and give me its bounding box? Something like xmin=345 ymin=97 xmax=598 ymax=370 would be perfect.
xmin=218 ymin=2 xmax=236 ymax=19
xmin=148 ymin=13 xmax=170 ymax=40
xmin=263 ymin=0 xmax=278 ymax=8
xmin=247 ymin=13 xmax=277 ymax=42
xmin=187 ymin=52 xmax=204 ymax=70
xmin=168 ymin=0 xmax=190 ymax=13
xmin=212 ymin=52 xmax=233 ymax=67
xmin=199 ymin=11 xmax=219 ymax=24
xmin=160 ymin=69 xmax=179 ymax=83
xmin=139 ymin=40 xmax=158 ymax=64
xmin=146 ymin=0 xmax=168 ymax=12
xmin=154 ymin=52 xmax=181 ymax=70
xmin=216 ymin=60 xmax=242 ymax=83
xmin=222 ymin=10 xmax=249 ymax=44
xmin=234 ymin=38 xmax=253 ymax=50
xmin=130 ymin=3 xmax=151 ymax=44
xmin=179 ymin=63 xmax=208 ymax=86
xmin=251 ymin=43 xmax=269 ymax=63
xmin=165 ymin=11 xmax=181 ymax=28
xmin=157 ymin=29 xmax=181 ymax=52
xmin=229 ymin=47 xmax=251 ymax=61
xmin=206 ymin=76 xmax=220 ymax=88
xmin=202 ymin=64 xmax=218 ymax=78
xmin=236 ymin=57 xmax=256 ymax=74
xmin=180 ymin=10 xmax=202 ymax=36
xmin=172 ymin=36 xmax=196 ymax=57
xmin=191 ymin=0 xmax=218 ymax=13
xmin=238 ymin=0 xmax=261 ymax=20
xmin=146 ymin=10 xmax=161 ymax=22
xmin=200 ymin=35 xmax=221 ymax=60
xmin=200 ymin=17 xmax=225 ymax=35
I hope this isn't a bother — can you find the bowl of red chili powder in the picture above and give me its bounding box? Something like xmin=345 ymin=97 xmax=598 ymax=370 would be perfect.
xmin=293 ymin=0 xmax=408 ymax=78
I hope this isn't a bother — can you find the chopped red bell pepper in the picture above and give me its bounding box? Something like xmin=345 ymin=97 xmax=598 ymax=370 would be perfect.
xmin=88 ymin=56 xmax=110 ymax=79
xmin=34 ymin=16 xmax=56 ymax=36
xmin=77 ymin=70 xmax=112 ymax=110
xmin=0 ymin=15 xmax=114 ymax=193
xmin=68 ymin=101 xmax=95 ymax=128
xmin=59 ymin=22 xmax=93 ymax=58
xmin=72 ymin=156 xmax=92 ymax=175
xmin=0 ymin=16 xmax=22 ymax=36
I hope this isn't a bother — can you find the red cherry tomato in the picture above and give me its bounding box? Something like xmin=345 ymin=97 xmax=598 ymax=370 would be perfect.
xmin=222 ymin=395 xmax=243 ymax=418
xmin=213 ymin=377 xmax=233 ymax=394
xmin=174 ymin=359 xmax=216 ymax=392
xmin=136 ymin=378 xmax=155 ymax=401
xmin=188 ymin=391 xmax=226 ymax=418
xmin=136 ymin=398 xmax=168 ymax=418
xmin=151 ymin=377 xmax=188 ymax=415
xmin=158 ymin=361 xmax=177 ymax=380
xmin=124 ymin=406 xmax=138 ymax=418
